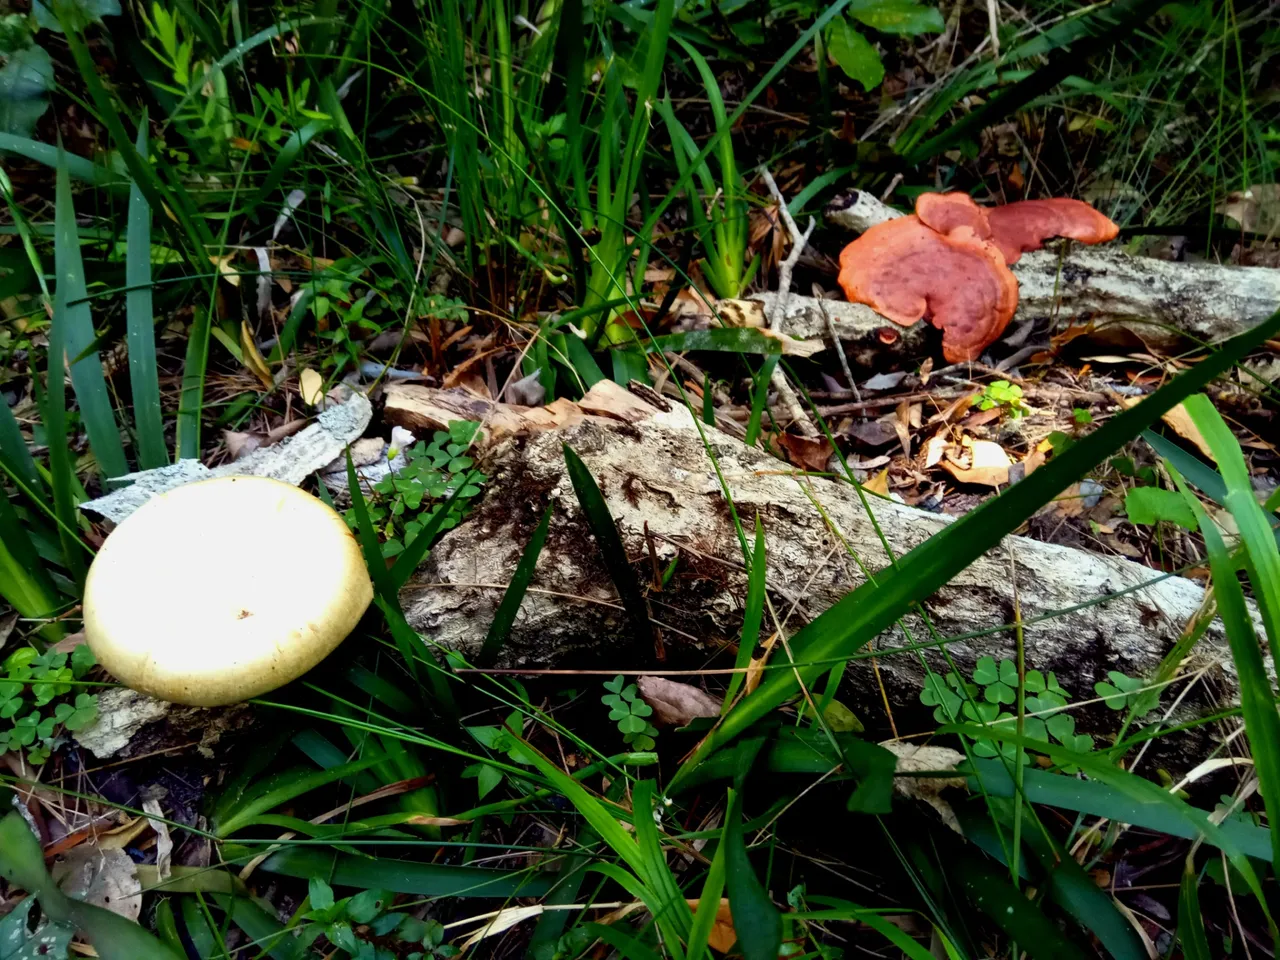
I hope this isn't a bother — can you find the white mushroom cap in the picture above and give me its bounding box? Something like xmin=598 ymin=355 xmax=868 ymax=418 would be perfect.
xmin=84 ymin=476 xmax=374 ymax=706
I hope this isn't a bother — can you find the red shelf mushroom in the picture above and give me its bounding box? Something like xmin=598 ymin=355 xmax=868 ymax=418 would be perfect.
xmin=837 ymin=215 xmax=1018 ymax=363
xmin=984 ymin=198 xmax=1119 ymax=265
xmin=915 ymin=192 xmax=993 ymax=240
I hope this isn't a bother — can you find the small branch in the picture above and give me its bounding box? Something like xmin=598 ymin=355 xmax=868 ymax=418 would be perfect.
xmin=761 ymin=169 xmax=819 ymax=437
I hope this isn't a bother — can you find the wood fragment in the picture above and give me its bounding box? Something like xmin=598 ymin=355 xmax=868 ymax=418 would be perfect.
xmin=401 ymin=383 xmax=1257 ymax=757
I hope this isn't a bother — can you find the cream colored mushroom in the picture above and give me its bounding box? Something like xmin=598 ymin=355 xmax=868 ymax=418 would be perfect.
xmin=84 ymin=476 xmax=373 ymax=706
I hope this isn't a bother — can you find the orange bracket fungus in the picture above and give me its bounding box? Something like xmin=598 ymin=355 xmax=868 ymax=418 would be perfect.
xmin=985 ymin=198 xmax=1119 ymax=265
xmin=838 ymin=193 xmax=1118 ymax=359
xmin=914 ymin=191 xmax=993 ymax=240
xmin=837 ymin=216 xmax=1017 ymax=363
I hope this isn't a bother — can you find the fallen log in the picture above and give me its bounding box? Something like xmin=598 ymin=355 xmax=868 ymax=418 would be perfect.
xmin=395 ymin=381 xmax=1247 ymax=747
xmin=775 ymin=191 xmax=1280 ymax=358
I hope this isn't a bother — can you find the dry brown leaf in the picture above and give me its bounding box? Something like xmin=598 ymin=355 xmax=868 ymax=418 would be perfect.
xmin=142 ymin=799 xmax=172 ymax=881
xmin=942 ymin=439 xmax=1011 ymax=487
xmin=51 ymin=845 xmax=142 ymax=922
xmin=685 ymin=899 xmax=737 ymax=952
xmin=863 ymin=467 xmax=890 ymax=496
xmin=209 ymin=254 xmax=240 ymax=286
xmin=881 ymin=742 xmax=966 ymax=833
xmin=754 ymin=327 xmax=823 ymax=357
xmin=223 ymin=430 xmax=261 ymax=461
xmin=776 ymin=432 xmax=833 ymax=472
xmin=1118 ymin=397 xmax=1213 ymax=459
xmin=240 ymin=321 xmax=274 ymax=389
xmin=918 ymin=356 xmax=934 ymax=385
xmin=1217 ymin=184 xmax=1280 ymax=236
xmin=922 ymin=432 xmax=948 ymax=469
xmin=1050 ymin=481 xmax=1088 ymax=518
xmin=1022 ymin=447 xmax=1047 ymax=476
xmin=927 ymin=390 xmax=981 ymax=425
xmin=299 ymin=367 xmax=325 ymax=406
xmin=745 ymin=633 xmax=778 ymax=696
xmin=637 ymin=676 xmax=722 ymax=727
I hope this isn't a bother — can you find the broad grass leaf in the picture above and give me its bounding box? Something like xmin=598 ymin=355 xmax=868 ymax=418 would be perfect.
xmin=826 ymin=17 xmax=884 ymax=91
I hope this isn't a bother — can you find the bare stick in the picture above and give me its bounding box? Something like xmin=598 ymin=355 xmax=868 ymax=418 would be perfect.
xmin=761 ymin=169 xmax=819 ymax=436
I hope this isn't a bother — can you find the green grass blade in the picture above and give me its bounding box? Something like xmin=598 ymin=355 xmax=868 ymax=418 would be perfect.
xmin=59 ymin=23 xmax=210 ymax=262
xmin=951 ymin=844 xmax=1089 ymax=959
xmin=631 ymin=780 xmax=694 ymax=945
xmin=797 ymin=897 xmax=946 ymax=958
xmin=745 ymin=355 xmax=779 ymax=448
xmin=1182 ymin=394 xmax=1280 ymax=644
xmin=965 ymin=728 xmax=1270 ymax=915
xmin=373 ymin=597 xmax=457 ymax=717
xmin=175 ymin=305 xmax=210 ymax=460
xmin=480 ymin=502 xmax=553 ymax=664
xmin=0 ymin=134 xmax=125 ymax=188
xmin=0 ymin=398 xmax=42 ymax=492
xmin=55 ymin=145 xmax=128 ymax=479
xmin=244 ymin=119 xmax=331 ymax=217
xmin=563 ymin=443 xmax=651 ymax=645
xmin=39 ymin=286 xmax=88 ymax=588
xmin=563 ymin=334 xmax=606 ymax=390
xmin=346 ymin=450 xmax=393 ymax=600
xmin=258 ymin=847 xmax=552 ymax=898
xmin=723 ymin=517 xmax=765 ymax=710
xmin=960 ymin=805 xmax=1146 ymax=959
xmin=214 ymin=756 xmax=385 ymax=837
xmin=209 ymin=896 xmax=306 ymax=960
xmin=1176 ymin=862 xmax=1212 ymax=960
xmin=901 ymin=0 xmax=1168 ymax=166
xmin=669 ymin=308 xmax=1280 ymax=793
xmin=1176 ymin=464 xmax=1280 ymax=873
xmin=643 ymin=329 xmax=785 ymax=356
xmin=723 ymin=787 xmax=781 ymax=960
xmin=686 ymin=835 xmax=727 ymax=960
xmin=126 ymin=117 xmax=166 ymax=471
xmin=974 ymin=759 xmax=1271 ymax=860
xmin=521 ymin=741 xmax=644 ymax=875
xmin=0 ymin=491 xmax=62 ymax=638
xmin=1142 ymin=429 xmax=1226 ymax=503
xmin=581 ymin=923 xmax=664 ymax=960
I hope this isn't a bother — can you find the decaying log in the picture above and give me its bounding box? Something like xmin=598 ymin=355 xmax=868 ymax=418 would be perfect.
xmin=396 ymin=382 xmax=1248 ymax=742
xmin=786 ymin=190 xmax=1280 ymax=356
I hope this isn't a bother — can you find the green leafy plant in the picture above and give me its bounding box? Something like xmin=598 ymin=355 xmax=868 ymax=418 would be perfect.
xmin=920 ymin=656 xmax=1092 ymax=761
xmin=345 ymin=421 xmax=486 ymax=559
xmin=601 ymin=675 xmax=657 ymax=751
xmin=1095 ymin=670 xmax=1146 ymax=711
xmin=823 ymin=1 xmax=945 ymax=92
xmin=977 ymin=380 xmax=1030 ymax=419
xmin=0 ymin=643 xmax=97 ymax=764
xmin=297 ymin=878 xmax=458 ymax=959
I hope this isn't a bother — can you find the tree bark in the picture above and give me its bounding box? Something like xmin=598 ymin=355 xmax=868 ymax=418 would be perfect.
xmin=395 ymin=382 xmax=1245 ymax=746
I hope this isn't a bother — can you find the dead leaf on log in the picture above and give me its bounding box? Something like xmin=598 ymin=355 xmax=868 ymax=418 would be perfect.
xmin=942 ymin=439 xmax=1011 ymax=487
xmin=636 ymin=676 xmax=722 ymax=727
xmin=1118 ymin=397 xmax=1213 ymax=459
xmin=863 ymin=468 xmax=890 ymax=496
xmin=776 ymin=432 xmax=833 ymax=472
xmin=300 ymin=368 xmax=325 ymax=406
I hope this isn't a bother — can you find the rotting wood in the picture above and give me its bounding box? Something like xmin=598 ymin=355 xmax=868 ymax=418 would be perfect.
xmin=792 ymin=191 xmax=1280 ymax=357
xmin=397 ymin=381 xmax=1255 ymax=752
